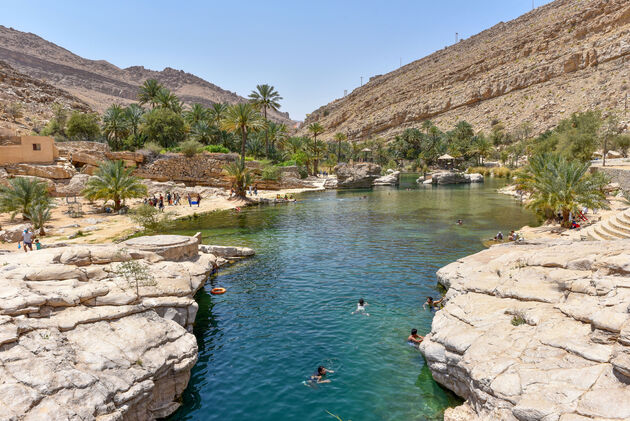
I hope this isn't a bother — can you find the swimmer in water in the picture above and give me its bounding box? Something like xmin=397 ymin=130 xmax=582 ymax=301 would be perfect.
xmin=352 ymin=298 xmax=370 ymax=316
xmin=308 ymin=366 xmax=333 ymax=384
xmin=408 ymin=328 xmax=424 ymax=345
xmin=456 ymin=219 xmax=463 ymax=225
xmin=423 ymin=296 xmax=444 ymax=311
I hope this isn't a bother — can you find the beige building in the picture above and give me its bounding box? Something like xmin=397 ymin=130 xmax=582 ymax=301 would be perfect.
xmin=0 ymin=129 xmax=58 ymax=165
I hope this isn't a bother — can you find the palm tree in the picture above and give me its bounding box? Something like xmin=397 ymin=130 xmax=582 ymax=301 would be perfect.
xmin=246 ymin=137 xmax=265 ymax=159
xmin=125 ymin=104 xmax=144 ymax=140
xmin=225 ymin=159 xmax=252 ymax=198
xmin=25 ymin=203 xmax=52 ymax=235
xmin=0 ymin=177 xmax=51 ymax=220
xmin=138 ymin=79 xmax=163 ymax=108
xmin=267 ymin=122 xmax=288 ymax=151
xmin=307 ymin=122 xmax=325 ymax=174
xmin=285 ymin=137 xmax=304 ymax=155
xmin=470 ymin=135 xmax=492 ymax=166
xmin=155 ymin=88 xmax=182 ymax=112
xmin=517 ymin=154 xmax=609 ymax=226
xmin=249 ymin=84 xmax=283 ymax=156
xmin=82 ymin=160 xmax=148 ymax=211
xmin=103 ymin=104 xmax=130 ymax=150
xmin=333 ymin=132 xmax=347 ymax=163
xmin=190 ymin=121 xmax=214 ymax=144
xmin=184 ymin=104 xmax=208 ymax=125
xmin=221 ymin=103 xmax=265 ymax=169
xmin=421 ymin=120 xmax=434 ymax=136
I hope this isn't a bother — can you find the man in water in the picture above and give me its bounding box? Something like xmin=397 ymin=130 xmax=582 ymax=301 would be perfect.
xmin=423 ymin=296 xmax=443 ymax=311
xmin=309 ymin=366 xmax=333 ymax=384
xmin=408 ymin=329 xmax=424 ymax=345
xmin=352 ymin=298 xmax=369 ymax=316
xmin=457 ymin=219 xmax=463 ymax=225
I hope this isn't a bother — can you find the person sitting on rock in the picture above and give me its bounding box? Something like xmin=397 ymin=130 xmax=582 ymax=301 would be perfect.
xmin=494 ymin=231 xmax=503 ymax=240
xmin=424 ymin=296 xmax=443 ymax=311
xmin=407 ymin=328 xmax=424 ymax=345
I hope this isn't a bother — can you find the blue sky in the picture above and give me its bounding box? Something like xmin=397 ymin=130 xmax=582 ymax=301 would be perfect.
xmin=2 ymin=0 xmax=552 ymax=120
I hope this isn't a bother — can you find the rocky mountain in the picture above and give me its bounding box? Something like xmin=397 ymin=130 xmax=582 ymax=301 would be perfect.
xmin=0 ymin=25 xmax=293 ymax=125
xmin=302 ymin=0 xmax=630 ymax=141
xmin=0 ymin=60 xmax=92 ymax=135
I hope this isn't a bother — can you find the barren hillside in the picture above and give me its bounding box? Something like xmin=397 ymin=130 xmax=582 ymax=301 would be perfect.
xmin=0 ymin=61 xmax=91 ymax=135
xmin=0 ymin=25 xmax=293 ymax=125
xmin=302 ymin=0 xmax=630 ymax=141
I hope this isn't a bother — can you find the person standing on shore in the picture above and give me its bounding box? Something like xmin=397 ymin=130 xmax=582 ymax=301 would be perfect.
xmin=20 ymin=229 xmax=34 ymax=253
xmin=196 ymin=193 xmax=201 ymax=207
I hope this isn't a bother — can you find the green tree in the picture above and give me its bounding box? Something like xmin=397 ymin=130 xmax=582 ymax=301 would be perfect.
xmin=184 ymin=103 xmax=208 ymax=125
xmin=138 ymin=79 xmax=163 ymax=108
xmin=333 ymin=132 xmax=347 ymax=163
xmin=249 ymin=84 xmax=283 ymax=156
xmin=155 ymin=88 xmax=182 ymax=113
xmin=179 ymin=139 xmax=202 ymax=157
xmin=125 ymin=104 xmax=145 ymax=142
xmin=0 ymin=177 xmax=51 ymax=220
xmin=224 ymin=159 xmax=252 ymax=198
xmin=221 ymin=103 xmax=265 ymax=169
xmin=190 ymin=120 xmax=214 ymax=144
xmin=516 ymin=154 xmax=609 ymax=226
xmin=41 ymin=103 xmax=70 ymax=139
xmin=103 ymin=104 xmax=130 ymax=150
xmin=141 ymin=108 xmax=186 ymax=148
xmin=66 ymin=112 xmax=101 ymax=141
xmin=600 ymin=113 xmax=620 ymax=166
xmin=130 ymin=204 xmax=174 ymax=232
xmin=82 ymin=160 xmax=148 ymax=211
xmin=307 ymin=122 xmax=325 ymax=174
xmin=285 ymin=136 xmax=305 ymax=155
xmin=267 ymin=122 xmax=288 ymax=152
xmin=25 ymin=203 xmax=52 ymax=235
xmin=470 ymin=134 xmax=492 ymax=165
xmin=552 ymin=111 xmax=602 ymax=162
xmin=613 ymin=134 xmax=630 ymax=157
xmin=5 ymin=102 xmax=24 ymax=122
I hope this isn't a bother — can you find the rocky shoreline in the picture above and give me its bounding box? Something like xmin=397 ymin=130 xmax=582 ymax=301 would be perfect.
xmin=420 ymin=239 xmax=630 ymax=421
xmin=0 ymin=234 xmax=253 ymax=420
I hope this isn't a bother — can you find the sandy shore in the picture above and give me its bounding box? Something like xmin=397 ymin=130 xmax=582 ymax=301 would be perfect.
xmin=0 ymin=185 xmax=325 ymax=247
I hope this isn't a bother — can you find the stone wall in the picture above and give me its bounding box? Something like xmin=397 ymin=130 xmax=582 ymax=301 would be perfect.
xmin=593 ymin=167 xmax=630 ymax=192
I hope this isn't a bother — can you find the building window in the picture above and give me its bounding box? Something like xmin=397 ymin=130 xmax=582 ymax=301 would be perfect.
xmin=32 ymin=144 xmax=41 ymax=151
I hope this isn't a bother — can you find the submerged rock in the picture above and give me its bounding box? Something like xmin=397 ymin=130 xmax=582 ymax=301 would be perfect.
xmin=421 ymin=239 xmax=630 ymax=421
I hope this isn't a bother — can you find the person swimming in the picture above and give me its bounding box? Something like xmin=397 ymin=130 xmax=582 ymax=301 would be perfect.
xmin=305 ymin=365 xmax=334 ymax=386
xmin=456 ymin=219 xmax=463 ymax=225
xmin=352 ymin=298 xmax=369 ymax=316
xmin=407 ymin=328 xmax=424 ymax=345
xmin=423 ymin=296 xmax=443 ymax=311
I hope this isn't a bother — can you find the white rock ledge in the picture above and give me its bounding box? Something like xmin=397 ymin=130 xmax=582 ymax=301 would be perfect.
xmin=421 ymin=239 xmax=630 ymax=421
xmin=0 ymin=236 xmax=236 ymax=420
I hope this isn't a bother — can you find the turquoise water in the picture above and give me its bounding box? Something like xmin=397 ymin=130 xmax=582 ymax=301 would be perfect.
xmin=167 ymin=176 xmax=537 ymax=421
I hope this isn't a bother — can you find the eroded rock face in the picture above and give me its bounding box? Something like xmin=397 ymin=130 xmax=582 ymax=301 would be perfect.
xmin=373 ymin=170 xmax=400 ymax=186
xmin=334 ymin=162 xmax=382 ymax=188
xmin=0 ymin=238 xmax=219 ymax=420
xmin=421 ymin=239 xmax=630 ymax=421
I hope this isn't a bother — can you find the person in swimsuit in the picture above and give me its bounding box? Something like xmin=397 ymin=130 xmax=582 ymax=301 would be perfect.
xmin=352 ymin=298 xmax=369 ymax=316
xmin=309 ymin=366 xmax=333 ymax=384
xmin=423 ymin=296 xmax=443 ymax=311
xmin=408 ymin=328 xmax=424 ymax=345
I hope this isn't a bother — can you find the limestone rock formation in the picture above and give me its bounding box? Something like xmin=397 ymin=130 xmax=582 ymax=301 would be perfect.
xmin=302 ymin=0 xmax=630 ymax=140
xmin=334 ymin=162 xmax=382 ymax=188
xmin=4 ymin=162 xmax=77 ymax=179
xmin=420 ymin=239 xmax=630 ymax=421
xmin=373 ymin=170 xmax=400 ymax=186
xmin=0 ymin=26 xmax=293 ymax=125
xmin=0 ymin=235 xmax=224 ymax=420
xmin=428 ymin=171 xmax=484 ymax=185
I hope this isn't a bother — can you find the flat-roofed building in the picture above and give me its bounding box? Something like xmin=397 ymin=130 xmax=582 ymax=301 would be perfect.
xmin=0 ymin=129 xmax=58 ymax=165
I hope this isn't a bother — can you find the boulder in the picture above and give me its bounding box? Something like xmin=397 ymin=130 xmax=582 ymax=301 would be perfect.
xmin=0 ymin=224 xmax=31 ymax=243
xmin=200 ymin=245 xmax=255 ymax=258
xmin=466 ymin=173 xmax=484 ymax=183
xmin=71 ymin=151 xmax=103 ymax=167
xmin=334 ymin=162 xmax=382 ymax=188
xmin=323 ymin=177 xmax=338 ymax=189
xmin=4 ymin=163 xmax=76 ymax=180
xmin=373 ymin=170 xmax=400 ymax=186
xmin=431 ymin=171 xmax=469 ymax=185
xmin=106 ymin=151 xmax=144 ymax=163
xmin=54 ymin=174 xmax=91 ymax=197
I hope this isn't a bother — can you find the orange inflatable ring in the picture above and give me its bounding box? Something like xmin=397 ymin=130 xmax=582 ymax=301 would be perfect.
xmin=211 ymin=287 xmax=226 ymax=295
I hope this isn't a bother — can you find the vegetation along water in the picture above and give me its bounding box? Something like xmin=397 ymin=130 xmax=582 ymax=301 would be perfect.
xmin=164 ymin=177 xmax=537 ymax=421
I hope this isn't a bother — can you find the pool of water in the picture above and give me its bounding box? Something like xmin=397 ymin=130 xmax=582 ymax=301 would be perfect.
xmin=166 ymin=176 xmax=537 ymax=421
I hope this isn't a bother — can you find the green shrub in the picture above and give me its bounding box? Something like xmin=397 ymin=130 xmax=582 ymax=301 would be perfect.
xmin=142 ymin=141 xmax=162 ymax=156
xmin=202 ymin=144 xmax=230 ymax=154
xmin=492 ymin=167 xmax=512 ymax=178
xmin=130 ymin=204 xmax=174 ymax=232
xmin=262 ymin=165 xmax=281 ymax=180
xmin=511 ymin=315 xmax=526 ymax=326
xmin=466 ymin=166 xmax=485 ymax=174
xmin=179 ymin=140 xmax=202 ymax=157
xmin=297 ymin=165 xmax=309 ymax=179
xmin=277 ymin=160 xmax=297 ymax=167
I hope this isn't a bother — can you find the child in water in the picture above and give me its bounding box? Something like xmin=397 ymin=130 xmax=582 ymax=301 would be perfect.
xmin=304 ymin=366 xmax=334 ymax=387
xmin=423 ymin=296 xmax=443 ymax=311
xmin=352 ymin=298 xmax=369 ymax=316
xmin=407 ymin=328 xmax=424 ymax=346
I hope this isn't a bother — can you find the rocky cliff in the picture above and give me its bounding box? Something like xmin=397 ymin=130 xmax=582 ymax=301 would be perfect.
xmin=0 ymin=235 xmax=230 ymax=420
xmin=303 ymin=0 xmax=630 ymax=141
xmin=421 ymin=239 xmax=630 ymax=421
xmin=0 ymin=25 xmax=293 ymax=125
xmin=0 ymin=61 xmax=92 ymax=134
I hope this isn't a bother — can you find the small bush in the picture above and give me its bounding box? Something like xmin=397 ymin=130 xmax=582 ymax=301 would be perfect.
xmin=492 ymin=167 xmax=512 ymax=178
xmin=143 ymin=142 xmax=162 ymax=156
xmin=262 ymin=165 xmax=281 ymax=180
xmin=130 ymin=204 xmax=174 ymax=232
xmin=466 ymin=166 xmax=485 ymax=174
xmin=297 ymin=165 xmax=309 ymax=179
xmin=277 ymin=160 xmax=297 ymax=167
xmin=179 ymin=140 xmax=202 ymax=157
xmin=202 ymin=144 xmax=230 ymax=154
xmin=510 ymin=310 xmax=527 ymax=326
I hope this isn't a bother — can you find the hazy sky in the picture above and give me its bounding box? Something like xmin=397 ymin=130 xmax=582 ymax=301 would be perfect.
xmin=2 ymin=0 xmax=552 ymax=120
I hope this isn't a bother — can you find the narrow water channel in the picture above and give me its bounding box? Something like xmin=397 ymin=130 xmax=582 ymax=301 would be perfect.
xmin=167 ymin=176 xmax=538 ymax=421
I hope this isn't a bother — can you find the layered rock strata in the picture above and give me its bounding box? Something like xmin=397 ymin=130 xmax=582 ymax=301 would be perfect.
xmin=421 ymin=239 xmax=630 ymax=421
xmin=0 ymin=235 xmax=226 ymax=420
xmin=303 ymin=0 xmax=630 ymax=140
xmin=334 ymin=162 xmax=382 ymax=188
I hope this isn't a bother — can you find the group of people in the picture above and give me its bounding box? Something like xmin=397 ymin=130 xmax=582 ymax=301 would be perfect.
xmin=275 ymin=194 xmax=295 ymax=201
xmin=143 ymin=192 xmax=202 ymax=210
xmin=494 ymin=230 xmax=521 ymax=241
xmin=308 ymin=295 xmax=444 ymax=385
xmin=17 ymin=228 xmax=41 ymax=253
